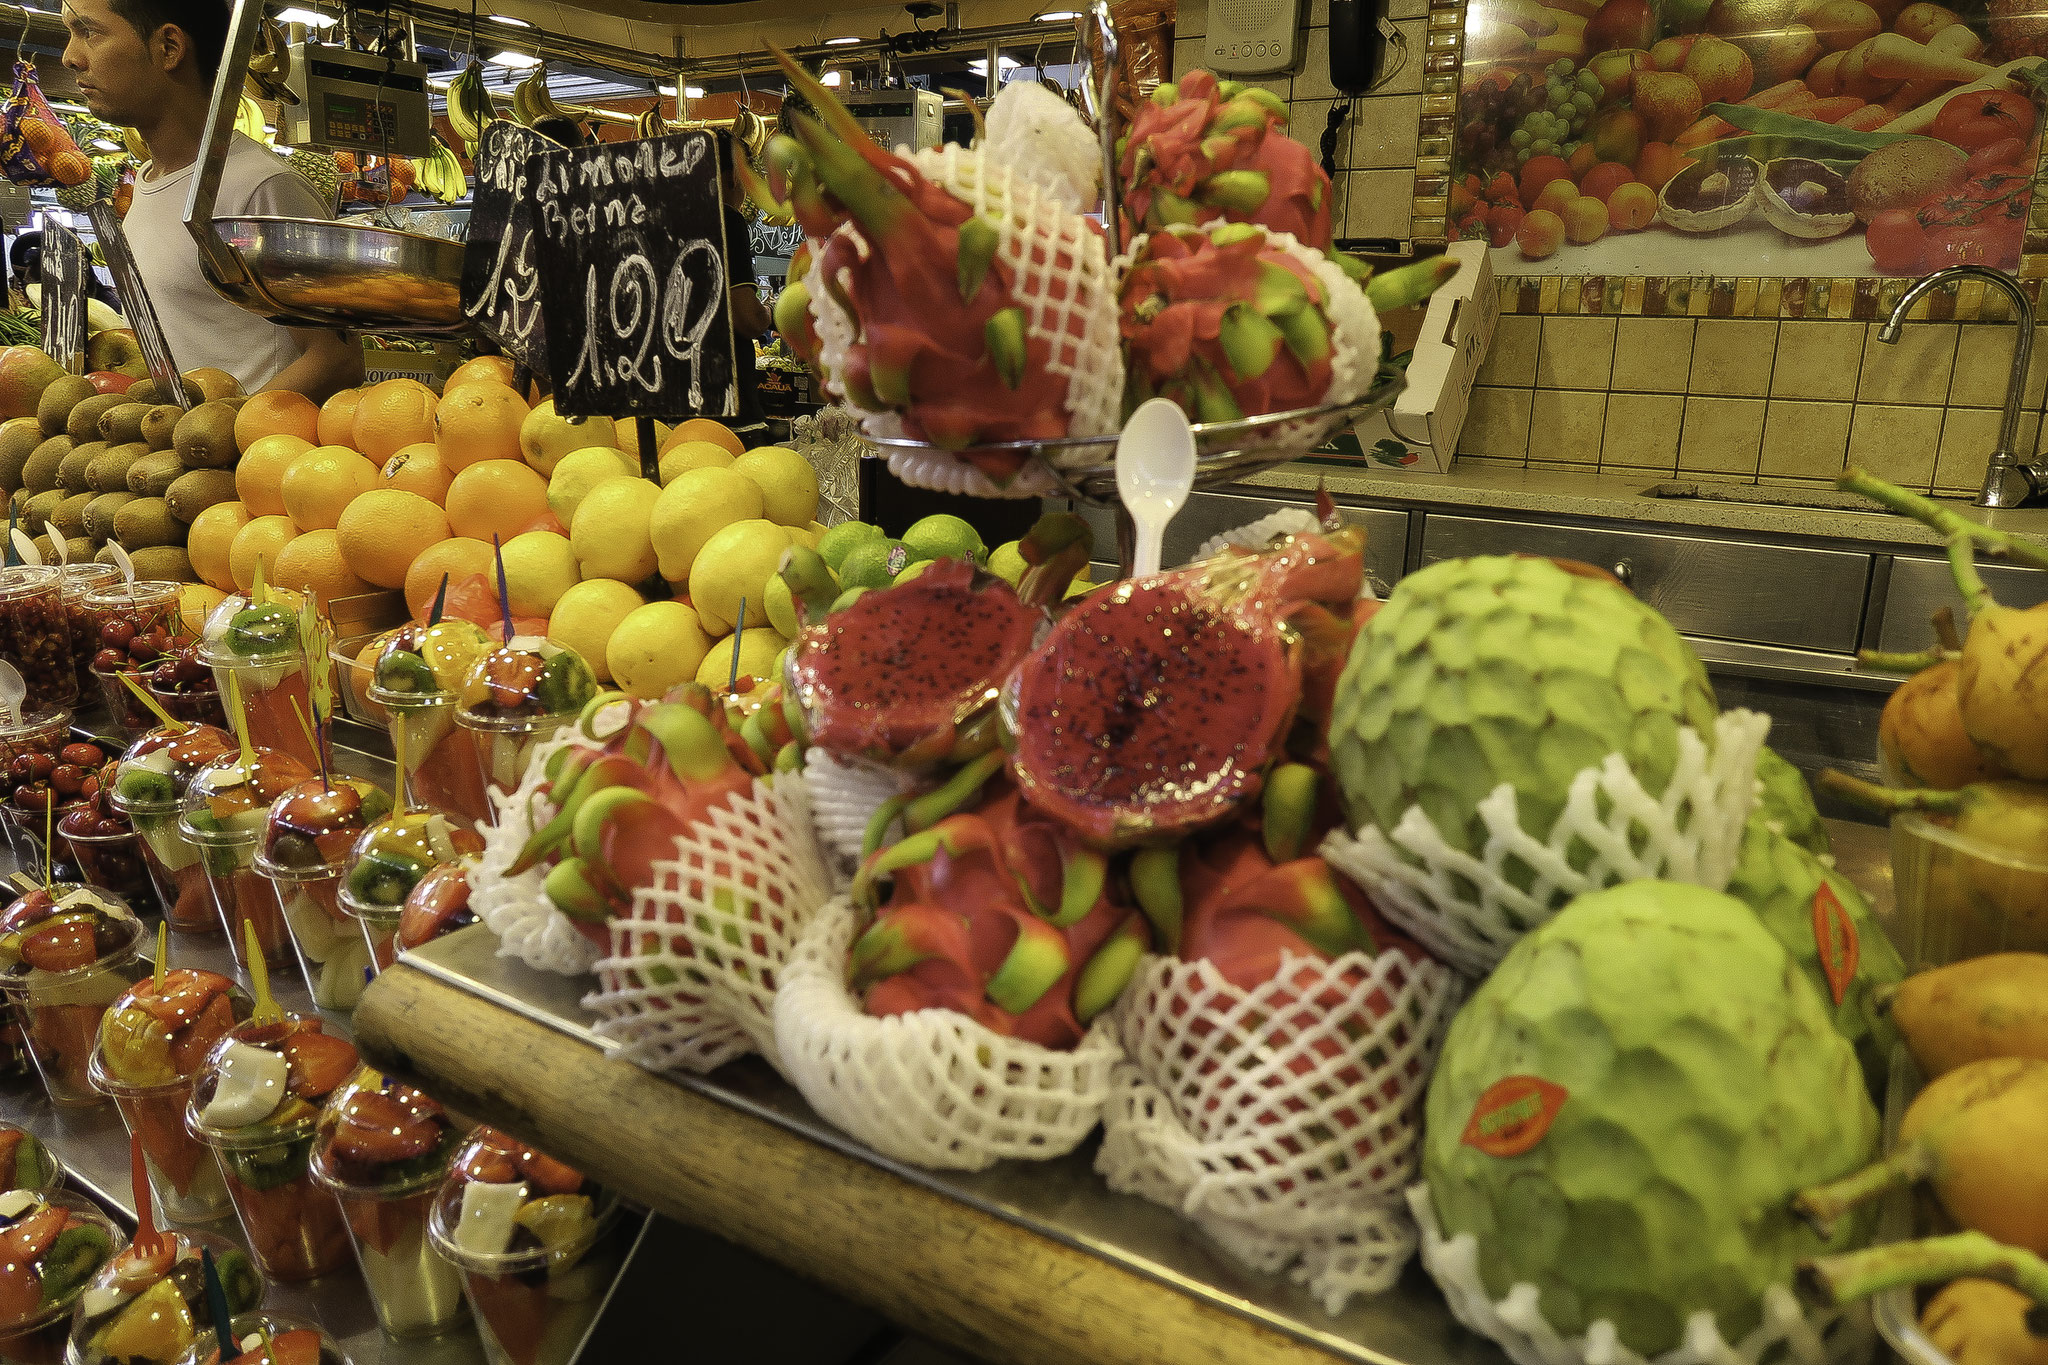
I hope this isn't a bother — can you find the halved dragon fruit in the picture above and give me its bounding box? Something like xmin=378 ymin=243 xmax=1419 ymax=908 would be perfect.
xmin=1118 ymin=69 xmax=1334 ymax=252
xmin=759 ymin=49 xmax=1121 ymax=486
xmin=1003 ymin=524 xmax=1366 ymax=849
xmin=1119 ymin=221 xmax=1380 ymax=425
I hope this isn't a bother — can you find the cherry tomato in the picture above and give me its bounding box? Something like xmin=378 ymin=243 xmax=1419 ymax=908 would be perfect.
xmin=1966 ymin=138 xmax=2029 ymax=175
xmin=1927 ymin=221 xmax=2023 ymax=271
xmin=1866 ymin=209 xmax=1928 ymax=275
xmin=1933 ymin=89 xmax=2038 ymax=152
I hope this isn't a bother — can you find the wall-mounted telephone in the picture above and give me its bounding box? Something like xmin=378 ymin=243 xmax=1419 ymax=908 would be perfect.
xmin=1329 ymin=0 xmax=1390 ymax=94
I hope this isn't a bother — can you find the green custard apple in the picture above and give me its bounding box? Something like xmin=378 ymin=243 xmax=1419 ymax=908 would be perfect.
xmin=1423 ymin=879 xmax=1879 ymax=1356
xmin=1755 ymin=746 xmax=1831 ymax=857
xmin=1330 ymin=556 xmax=1720 ymax=908
xmin=1723 ymin=816 xmax=1903 ymax=1090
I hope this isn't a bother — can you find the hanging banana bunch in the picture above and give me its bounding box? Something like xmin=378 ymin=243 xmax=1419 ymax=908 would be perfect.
xmin=234 ymin=95 xmax=268 ymax=142
xmin=442 ymin=61 xmax=500 ymax=158
xmin=416 ymin=131 xmax=467 ymax=204
xmin=635 ymin=100 xmax=666 ymax=139
xmin=511 ymin=62 xmax=573 ymax=129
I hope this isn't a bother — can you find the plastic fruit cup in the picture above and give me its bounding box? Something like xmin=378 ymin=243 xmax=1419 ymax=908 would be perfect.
xmin=175 ymin=826 xmax=291 ymax=971
xmin=452 ymin=712 xmax=566 ymax=823
xmin=337 ymin=888 xmax=401 ymax=978
xmin=87 ymin=1054 xmax=236 ymax=1225
xmin=0 ymin=800 xmax=86 ymax=878
xmin=0 ymin=1121 xmax=64 ymax=1193
xmin=184 ymin=1099 xmax=350 ymax=1283
xmin=57 ymin=563 xmax=120 ymax=700
xmin=0 ymin=709 xmax=75 ymax=869
xmin=66 ymin=1228 xmax=266 ymax=1365
xmin=429 ymin=1190 xmax=631 ymax=1365
xmin=110 ymin=794 xmax=219 ymax=938
xmin=0 ymin=1193 xmax=124 ymax=1365
xmin=197 ymin=650 xmax=321 ymax=778
xmin=91 ymin=664 xmax=160 ymax=744
xmin=169 ymin=1312 xmax=346 ymax=1365
xmin=146 ymin=670 xmax=227 ymax=730
xmin=0 ymin=905 xmax=144 ymax=1107
xmin=57 ymin=819 xmax=159 ymax=921
xmin=251 ymin=858 xmax=371 ymax=1014
xmin=1890 ymin=811 xmax=2048 ymax=969
xmin=312 ymin=1170 xmax=466 ymax=1338
xmin=376 ymin=692 xmax=494 ymax=830
xmin=0 ymin=567 xmax=77 ymax=711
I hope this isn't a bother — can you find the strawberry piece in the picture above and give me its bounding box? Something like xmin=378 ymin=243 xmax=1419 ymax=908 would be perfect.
xmin=168 ymin=995 xmax=239 ymax=1078
xmin=126 ymin=1088 xmax=206 ymax=1193
xmin=110 ymin=1236 xmax=176 ymax=1288
xmin=280 ymin=1028 xmax=358 ymax=1099
xmin=329 ymin=1089 xmax=443 ymax=1166
xmin=0 ymin=1129 xmax=22 ymax=1188
xmin=18 ymin=918 xmax=100 ymax=972
xmin=0 ymin=1257 xmax=39 ymax=1328
xmin=0 ymin=1206 xmax=64 ymax=1266
xmin=261 ymin=1328 xmax=327 ymax=1365
xmin=512 ymin=1147 xmax=584 ymax=1196
xmin=133 ymin=969 xmax=234 ymax=1033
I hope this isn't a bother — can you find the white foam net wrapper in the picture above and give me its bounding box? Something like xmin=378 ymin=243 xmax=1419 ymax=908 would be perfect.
xmin=801 ymin=748 xmax=913 ymax=875
xmin=1323 ymin=710 xmax=1770 ymax=977
xmin=470 ymin=730 xmax=603 ymax=977
xmin=774 ymin=897 xmax=1123 ymax=1171
xmin=1191 ymin=506 xmax=1323 ymax=562
xmin=584 ymin=773 xmax=834 ymax=1077
xmin=1096 ymin=944 xmax=1461 ymax=1314
xmin=1409 ymin=1185 xmax=1874 ymax=1365
xmin=881 ymin=444 xmax=1065 ymax=499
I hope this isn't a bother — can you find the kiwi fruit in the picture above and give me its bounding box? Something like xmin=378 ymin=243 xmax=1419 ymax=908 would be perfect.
xmin=124 ymin=545 xmax=191 ymax=581
xmin=84 ymin=443 xmax=138 ymax=494
xmin=20 ymin=436 xmax=70 ymax=495
xmin=125 ymin=451 xmax=185 ymax=499
xmin=56 ymin=442 xmax=99 ymax=495
xmin=171 ymin=401 xmax=238 ymax=470
xmin=123 ymin=379 xmax=158 ymax=407
xmin=96 ymin=401 xmax=151 ymax=447
xmin=36 ymin=1224 xmax=112 ymax=1306
xmin=165 ymin=468 xmax=237 ymax=523
xmin=49 ymin=491 xmax=92 ymax=540
xmin=27 ymin=533 xmax=54 ymax=563
xmin=65 ymin=394 xmax=124 ymax=446
xmin=36 ymin=375 xmax=95 ymax=437
xmin=0 ymin=418 xmax=42 ymax=493
xmin=138 ymin=404 xmax=182 ymax=451
xmin=82 ymin=491 xmax=134 ymax=542
xmin=9 ymin=489 xmax=29 ymax=523
xmin=113 ymin=497 xmax=183 ymax=549
xmin=21 ymin=488 xmax=63 ymax=534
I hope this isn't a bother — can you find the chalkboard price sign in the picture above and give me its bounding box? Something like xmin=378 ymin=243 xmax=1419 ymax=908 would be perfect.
xmin=40 ymin=220 xmax=86 ymax=374
xmin=532 ymin=132 xmax=737 ymax=421
xmin=460 ymin=121 xmax=552 ymax=373
xmin=85 ymin=203 xmax=189 ymax=408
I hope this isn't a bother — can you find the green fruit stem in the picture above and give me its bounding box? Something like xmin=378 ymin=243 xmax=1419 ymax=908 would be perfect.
xmin=1803 ymin=1231 xmax=2048 ymax=1312
xmin=903 ymin=751 xmax=1005 ymax=833
xmin=860 ymin=793 xmax=910 ymax=864
xmin=1792 ymin=1138 xmax=1938 ymax=1238
xmin=1365 ymin=255 xmax=1461 ymax=314
xmin=1130 ymin=846 xmax=1183 ymax=953
xmin=1839 ymin=467 xmax=2048 ymax=615
xmin=1816 ymin=768 xmax=1966 ymax=817
xmin=1262 ymin=763 xmax=1320 ymax=863
xmin=1857 ymin=644 xmax=1960 ymax=673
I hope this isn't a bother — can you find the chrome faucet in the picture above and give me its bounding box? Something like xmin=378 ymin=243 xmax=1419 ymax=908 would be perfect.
xmin=1880 ymin=265 xmax=2044 ymax=509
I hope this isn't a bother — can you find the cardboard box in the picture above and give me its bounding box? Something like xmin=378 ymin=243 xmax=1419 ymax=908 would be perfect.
xmin=1316 ymin=240 xmax=1496 ymax=473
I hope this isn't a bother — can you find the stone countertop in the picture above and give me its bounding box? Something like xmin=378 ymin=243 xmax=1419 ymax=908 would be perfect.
xmin=1230 ymin=463 xmax=2048 ymax=553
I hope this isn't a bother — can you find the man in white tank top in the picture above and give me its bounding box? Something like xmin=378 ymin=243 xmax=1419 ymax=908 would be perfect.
xmin=60 ymin=0 xmax=362 ymax=398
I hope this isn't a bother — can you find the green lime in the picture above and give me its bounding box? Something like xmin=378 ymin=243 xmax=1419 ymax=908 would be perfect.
xmin=986 ymin=541 xmax=1026 ymax=586
xmin=816 ymin=520 xmax=886 ymax=573
xmin=901 ymin=513 xmax=984 ymax=565
xmin=837 ymin=537 xmax=912 ymax=592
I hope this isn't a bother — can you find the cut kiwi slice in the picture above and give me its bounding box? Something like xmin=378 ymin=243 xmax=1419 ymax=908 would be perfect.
xmin=11 ymin=1135 xmax=50 ymax=1190
xmin=114 ymin=769 xmax=175 ymax=805
xmin=224 ymin=604 xmax=298 ymax=658
xmin=225 ymin=1138 xmax=310 ymax=1193
xmin=373 ymin=651 xmax=435 ymax=696
xmin=37 ymin=1223 xmax=112 ymax=1306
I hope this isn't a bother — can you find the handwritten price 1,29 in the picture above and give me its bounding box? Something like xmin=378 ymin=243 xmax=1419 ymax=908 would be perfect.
xmin=564 ymin=243 xmax=726 ymax=411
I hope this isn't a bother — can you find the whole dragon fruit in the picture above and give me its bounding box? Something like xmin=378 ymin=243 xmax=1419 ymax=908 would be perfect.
xmin=847 ymin=782 xmax=1147 ymax=1049
xmin=758 ymin=49 xmax=1121 ymax=480
xmin=1003 ymin=521 xmax=1365 ymax=848
xmin=1120 ymin=221 xmax=1381 ymax=424
xmin=1118 ymin=69 xmax=1334 ymax=251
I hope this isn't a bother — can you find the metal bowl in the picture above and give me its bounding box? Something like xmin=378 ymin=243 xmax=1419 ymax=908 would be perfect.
xmin=208 ymin=216 xmax=468 ymax=334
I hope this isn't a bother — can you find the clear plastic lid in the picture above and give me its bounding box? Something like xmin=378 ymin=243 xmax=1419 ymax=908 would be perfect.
xmin=339 ymin=813 xmax=484 ymax=915
xmin=255 ymin=778 xmax=393 ymax=882
xmin=185 ymin=1016 xmax=359 ymax=1149
xmin=169 ymin=1312 xmax=345 ymax=1365
xmin=175 ymin=750 xmax=313 ymax=849
xmin=0 ymin=565 xmax=59 ymax=604
xmin=88 ymin=969 xmax=253 ymax=1093
xmin=111 ymin=725 xmax=235 ymax=813
xmin=67 ymin=1228 xmax=264 ymax=1365
xmin=0 ymin=1124 xmax=62 ymax=1194
xmin=197 ymin=591 xmax=311 ymax=668
xmin=454 ymin=637 xmax=598 ymax=730
xmin=57 ymin=564 xmax=120 ymax=601
xmin=368 ymin=619 xmax=494 ymax=706
xmin=397 ymin=857 xmax=478 ymax=951
xmin=426 ymin=1126 xmax=615 ymax=1274
xmin=307 ymin=1068 xmax=460 ymax=1197
xmin=0 ymin=1191 xmax=122 ymax=1338
xmin=0 ymin=884 xmax=142 ymax=982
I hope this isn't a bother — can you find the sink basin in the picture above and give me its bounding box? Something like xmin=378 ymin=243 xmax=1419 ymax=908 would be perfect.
xmin=1641 ymin=481 xmax=1896 ymax=514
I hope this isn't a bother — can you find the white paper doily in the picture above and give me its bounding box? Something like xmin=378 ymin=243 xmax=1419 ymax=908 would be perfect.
xmin=1096 ymin=945 xmax=1461 ymax=1313
xmin=470 ymin=729 xmax=604 ymax=977
xmin=773 ymin=897 xmax=1123 ymax=1171
xmin=1408 ymin=1184 xmax=1874 ymax=1365
xmin=1323 ymin=711 xmax=1771 ymax=977
xmin=585 ymin=773 xmax=832 ymax=1077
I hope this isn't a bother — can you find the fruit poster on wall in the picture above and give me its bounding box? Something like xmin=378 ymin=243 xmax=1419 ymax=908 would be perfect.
xmin=1450 ymin=0 xmax=2048 ymax=279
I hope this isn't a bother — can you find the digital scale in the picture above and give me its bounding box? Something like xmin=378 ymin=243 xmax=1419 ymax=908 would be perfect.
xmin=275 ymin=39 xmax=434 ymax=156
xmin=835 ymin=87 xmax=942 ymax=152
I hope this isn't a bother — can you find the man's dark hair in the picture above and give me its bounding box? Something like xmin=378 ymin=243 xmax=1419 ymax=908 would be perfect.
xmin=107 ymin=0 xmax=230 ymax=80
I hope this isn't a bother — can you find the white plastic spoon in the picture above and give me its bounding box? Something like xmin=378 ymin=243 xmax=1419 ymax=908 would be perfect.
xmin=9 ymin=531 xmax=38 ymax=568
xmin=1115 ymin=397 xmax=1197 ymax=579
xmin=0 ymin=660 xmax=24 ymax=726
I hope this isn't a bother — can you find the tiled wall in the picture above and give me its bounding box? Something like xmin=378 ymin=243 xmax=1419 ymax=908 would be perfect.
xmin=1172 ymin=0 xmax=1429 ymax=243
xmin=1464 ymin=315 xmax=2047 ymax=496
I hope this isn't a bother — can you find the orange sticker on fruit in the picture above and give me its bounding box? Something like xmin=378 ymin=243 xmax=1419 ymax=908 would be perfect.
xmin=1813 ymin=882 xmax=1859 ymax=1007
xmin=1461 ymin=1075 xmax=1569 ymax=1157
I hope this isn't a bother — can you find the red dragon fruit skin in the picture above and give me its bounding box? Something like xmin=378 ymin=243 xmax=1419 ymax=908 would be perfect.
xmin=785 ymin=557 xmax=1041 ymax=770
xmin=1118 ymin=69 xmax=1333 ymax=252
